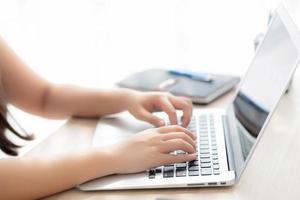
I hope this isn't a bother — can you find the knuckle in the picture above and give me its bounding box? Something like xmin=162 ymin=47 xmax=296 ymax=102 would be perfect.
xmin=169 ymin=110 xmax=177 ymax=116
xmin=150 ymin=133 xmax=161 ymax=141
xmin=176 ymin=138 xmax=186 ymax=145
xmin=182 ymin=134 xmax=190 ymax=141
xmin=154 ymin=95 xmax=163 ymax=103
xmin=185 ymin=98 xmax=192 ymax=104
xmin=174 ymin=125 xmax=184 ymax=131
xmin=134 ymin=111 xmax=144 ymax=119
xmin=181 ymin=104 xmax=189 ymax=109
xmin=178 ymin=132 xmax=187 ymax=139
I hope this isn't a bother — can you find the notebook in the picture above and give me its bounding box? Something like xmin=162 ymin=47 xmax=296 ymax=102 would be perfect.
xmin=117 ymin=69 xmax=240 ymax=104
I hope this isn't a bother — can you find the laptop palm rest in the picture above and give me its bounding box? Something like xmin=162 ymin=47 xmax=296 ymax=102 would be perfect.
xmin=93 ymin=112 xmax=154 ymax=147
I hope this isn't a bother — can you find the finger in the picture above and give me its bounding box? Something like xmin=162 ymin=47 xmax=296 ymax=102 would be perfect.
xmin=161 ymin=132 xmax=196 ymax=148
xmin=160 ymin=138 xmax=196 ymax=153
xmin=135 ymin=108 xmax=165 ymax=127
xmin=169 ymin=96 xmax=193 ymax=127
xmin=157 ymin=125 xmax=196 ymax=140
xmin=157 ymin=96 xmax=177 ymax=125
xmin=162 ymin=153 xmax=197 ymax=165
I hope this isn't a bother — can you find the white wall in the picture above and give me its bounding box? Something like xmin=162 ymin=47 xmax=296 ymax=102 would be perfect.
xmin=0 ymin=0 xmax=280 ymax=88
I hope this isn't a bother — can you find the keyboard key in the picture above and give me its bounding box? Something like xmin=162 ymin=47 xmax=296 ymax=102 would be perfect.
xmin=188 ymin=170 xmax=199 ymax=176
xmin=200 ymin=141 xmax=209 ymax=145
xmin=200 ymin=149 xmax=210 ymax=154
xmin=163 ymin=166 xmax=174 ymax=178
xmin=214 ymin=169 xmax=220 ymax=175
xmin=213 ymin=164 xmax=220 ymax=170
xmin=212 ymin=155 xmax=219 ymax=160
xmin=188 ymin=160 xmax=199 ymax=166
xmin=200 ymin=138 xmax=208 ymax=142
xmin=200 ymin=158 xmax=211 ymax=163
xmin=148 ymin=169 xmax=155 ymax=179
xmin=199 ymin=132 xmax=208 ymax=136
xmin=176 ymin=150 xmax=186 ymax=155
xmin=212 ymin=150 xmax=218 ymax=155
xmin=200 ymin=145 xmax=210 ymax=150
xmin=155 ymin=168 xmax=162 ymax=173
xmin=176 ymin=168 xmax=187 ymax=177
xmin=200 ymin=163 xmax=211 ymax=168
xmin=176 ymin=163 xmax=187 ymax=168
xmin=199 ymin=137 xmax=208 ymax=141
xmin=212 ymin=160 xmax=219 ymax=165
xmin=201 ymin=168 xmax=212 ymax=176
xmin=200 ymin=154 xmax=210 ymax=159
xmin=188 ymin=166 xmax=199 ymax=171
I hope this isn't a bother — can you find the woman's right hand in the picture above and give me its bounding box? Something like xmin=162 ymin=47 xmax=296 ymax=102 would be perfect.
xmin=107 ymin=125 xmax=197 ymax=174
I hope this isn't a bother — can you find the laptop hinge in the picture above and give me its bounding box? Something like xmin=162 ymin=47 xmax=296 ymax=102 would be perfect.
xmin=222 ymin=115 xmax=236 ymax=172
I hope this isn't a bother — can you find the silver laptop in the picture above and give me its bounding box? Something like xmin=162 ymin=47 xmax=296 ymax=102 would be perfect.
xmin=79 ymin=4 xmax=300 ymax=190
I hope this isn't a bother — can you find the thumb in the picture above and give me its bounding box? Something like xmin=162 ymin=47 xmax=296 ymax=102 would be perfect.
xmin=135 ymin=108 xmax=165 ymax=127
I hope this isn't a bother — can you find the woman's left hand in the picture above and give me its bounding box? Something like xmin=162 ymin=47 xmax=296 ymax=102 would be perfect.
xmin=125 ymin=90 xmax=193 ymax=127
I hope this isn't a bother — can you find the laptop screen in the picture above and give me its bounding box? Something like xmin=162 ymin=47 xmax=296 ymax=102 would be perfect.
xmin=231 ymin=9 xmax=300 ymax=176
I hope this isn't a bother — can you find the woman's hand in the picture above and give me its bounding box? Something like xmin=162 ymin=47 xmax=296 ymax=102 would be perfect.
xmin=124 ymin=90 xmax=193 ymax=127
xmin=107 ymin=125 xmax=197 ymax=174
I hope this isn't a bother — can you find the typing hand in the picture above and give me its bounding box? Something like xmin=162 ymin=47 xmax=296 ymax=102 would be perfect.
xmin=108 ymin=125 xmax=196 ymax=174
xmin=125 ymin=90 xmax=193 ymax=127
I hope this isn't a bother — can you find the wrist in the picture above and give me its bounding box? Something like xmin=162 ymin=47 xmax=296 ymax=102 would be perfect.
xmin=115 ymin=88 xmax=135 ymax=111
xmin=92 ymin=148 xmax=120 ymax=175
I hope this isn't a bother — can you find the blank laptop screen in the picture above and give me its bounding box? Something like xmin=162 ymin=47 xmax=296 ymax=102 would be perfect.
xmin=232 ymin=12 xmax=300 ymax=161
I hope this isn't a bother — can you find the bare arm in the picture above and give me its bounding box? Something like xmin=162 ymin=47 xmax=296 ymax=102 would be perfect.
xmin=0 ymin=126 xmax=196 ymax=199
xmin=0 ymin=150 xmax=114 ymax=199
xmin=0 ymin=37 xmax=131 ymax=118
xmin=0 ymin=37 xmax=192 ymax=126
xmin=0 ymin=36 xmax=196 ymax=198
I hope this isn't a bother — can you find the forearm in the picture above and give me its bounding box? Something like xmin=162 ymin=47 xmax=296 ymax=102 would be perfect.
xmin=40 ymin=85 xmax=132 ymax=119
xmin=0 ymin=149 xmax=115 ymax=199
xmin=0 ymin=37 xmax=132 ymax=119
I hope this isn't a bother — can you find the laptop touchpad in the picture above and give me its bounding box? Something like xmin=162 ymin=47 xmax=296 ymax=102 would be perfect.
xmin=92 ymin=112 xmax=154 ymax=147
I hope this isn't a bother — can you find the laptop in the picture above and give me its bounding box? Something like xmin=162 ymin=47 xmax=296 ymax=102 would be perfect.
xmin=79 ymin=3 xmax=300 ymax=190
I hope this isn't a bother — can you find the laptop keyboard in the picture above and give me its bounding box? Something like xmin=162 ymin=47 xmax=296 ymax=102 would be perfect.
xmin=148 ymin=114 xmax=220 ymax=179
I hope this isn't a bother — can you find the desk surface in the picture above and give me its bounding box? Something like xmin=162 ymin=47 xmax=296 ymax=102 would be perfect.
xmin=26 ymin=74 xmax=300 ymax=200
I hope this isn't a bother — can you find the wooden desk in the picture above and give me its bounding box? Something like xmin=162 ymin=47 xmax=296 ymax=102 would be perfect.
xmin=26 ymin=73 xmax=300 ymax=200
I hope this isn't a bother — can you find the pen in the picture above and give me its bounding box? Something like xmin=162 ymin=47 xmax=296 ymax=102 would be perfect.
xmin=168 ymin=69 xmax=213 ymax=82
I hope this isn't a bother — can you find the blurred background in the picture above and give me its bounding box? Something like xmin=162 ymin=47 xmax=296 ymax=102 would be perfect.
xmin=0 ymin=0 xmax=281 ymax=154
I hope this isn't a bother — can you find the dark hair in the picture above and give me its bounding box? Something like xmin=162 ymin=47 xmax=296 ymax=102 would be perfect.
xmin=0 ymin=98 xmax=33 ymax=156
